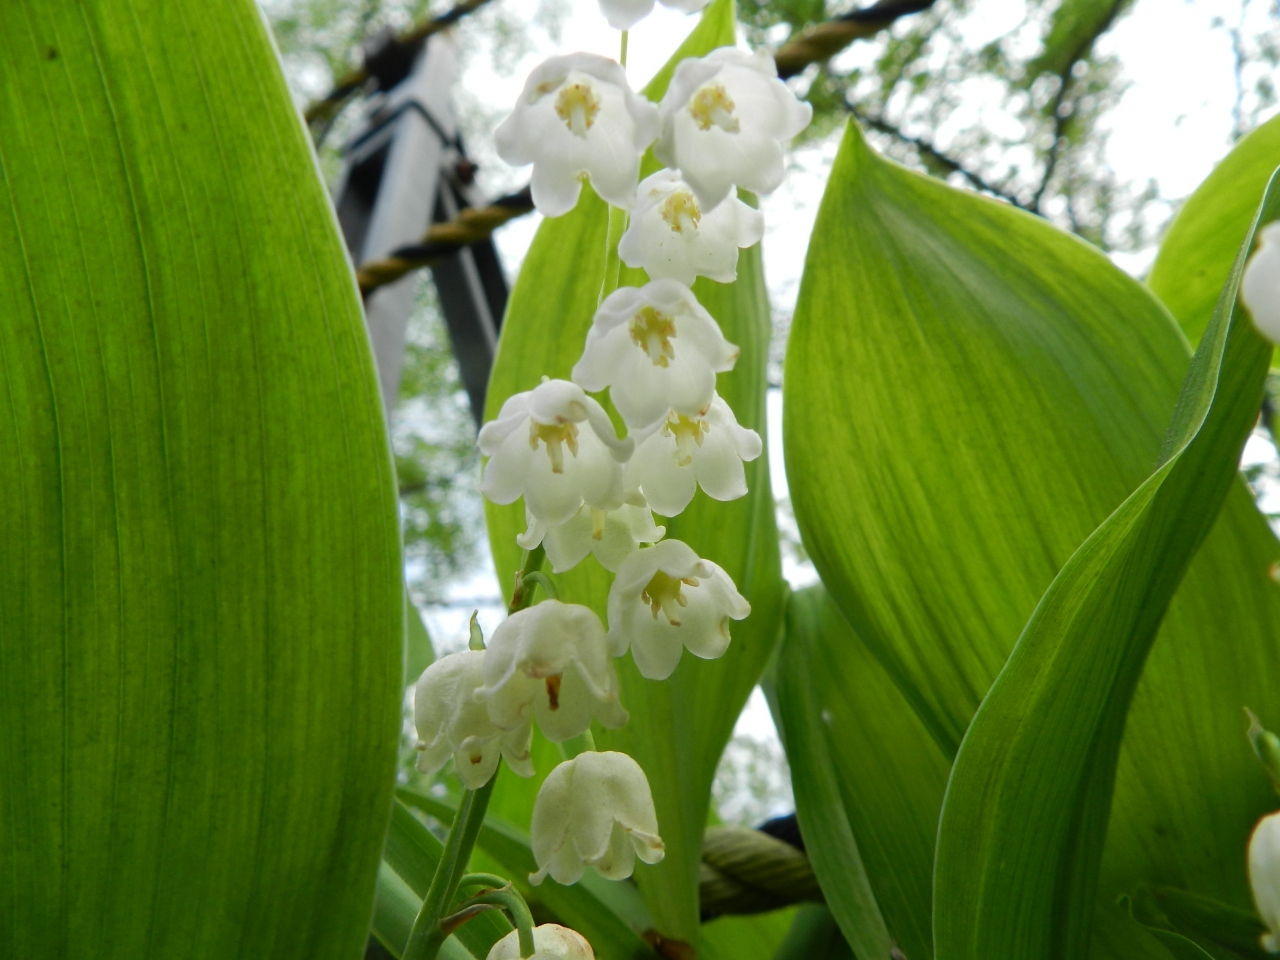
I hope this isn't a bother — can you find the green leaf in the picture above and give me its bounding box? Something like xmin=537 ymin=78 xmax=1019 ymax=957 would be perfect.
xmin=382 ymin=800 xmax=512 ymax=958
xmin=1126 ymin=886 xmax=1270 ymax=960
xmin=770 ymin=905 xmax=855 ymax=960
xmin=399 ymin=787 xmax=662 ymax=960
xmin=407 ymin=596 xmax=436 ymax=682
xmin=0 ymin=4 xmax=402 ymax=957
xmin=372 ymin=864 xmax=479 ymax=960
xmin=701 ymin=908 xmax=799 ymax=960
xmin=1149 ymin=114 xmax=1280 ymax=361
xmin=481 ymin=0 xmax=785 ymax=944
xmin=785 ymin=119 xmax=1280 ymax=959
xmin=774 ymin=585 xmax=947 ymax=960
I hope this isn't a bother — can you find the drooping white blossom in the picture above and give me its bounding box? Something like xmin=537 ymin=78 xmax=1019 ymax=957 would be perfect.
xmin=487 ymin=924 xmax=596 ymax=960
xmin=1251 ymin=811 xmax=1280 ymax=952
xmin=530 ymin=751 xmax=665 ymax=886
xmin=495 ymin=53 xmax=660 ymax=217
xmin=655 ymin=47 xmax=813 ymax=211
xmin=572 ymin=280 xmax=739 ymax=430
xmin=625 ymin=394 xmax=762 ymax=517
xmin=596 ymin=0 xmax=710 ymax=30
xmin=607 ymin=539 xmax=749 ymax=680
xmin=617 ymin=169 xmax=764 ymax=285
xmin=414 ymin=651 xmax=534 ymax=790
xmin=479 ymin=379 xmax=633 ymax=528
xmin=478 ymin=601 xmax=629 ymax=743
xmin=1242 ymin=222 xmax=1280 ymax=343
xmin=518 ymin=501 xmax=666 ymax=573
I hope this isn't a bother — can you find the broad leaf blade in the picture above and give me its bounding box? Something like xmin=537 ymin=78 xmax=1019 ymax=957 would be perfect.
xmin=481 ymin=0 xmax=785 ymax=943
xmin=1149 ymin=114 xmax=1280 ymax=359
xmin=785 ymin=119 xmax=1280 ymax=959
xmin=0 ymin=4 xmax=403 ymax=956
xmin=932 ymin=175 xmax=1276 ymax=957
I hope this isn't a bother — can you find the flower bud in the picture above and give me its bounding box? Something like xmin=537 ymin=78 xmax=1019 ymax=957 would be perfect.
xmin=1242 ymin=222 xmax=1280 ymax=343
xmin=618 ymin=170 xmax=764 ymax=286
xmin=608 ymin=539 xmax=750 ymax=680
xmin=479 ymin=379 xmax=632 ymax=529
xmin=655 ymin=47 xmax=812 ymax=211
xmin=487 ymin=923 xmax=595 ymax=960
xmin=413 ymin=651 xmax=534 ymax=790
xmin=572 ymin=280 xmax=739 ymax=431
xmin=625 ymin=393 xmax=762 ymax=517
xmin=530 ymin=752 xmax=665 ymax=885
xmin=478 ymin=601 xmax=629 ymax=743
xmin=495 ymin=53 xmax=660 ymax=217
xmin=1250 ymin=811 xmax=1280 ymax=952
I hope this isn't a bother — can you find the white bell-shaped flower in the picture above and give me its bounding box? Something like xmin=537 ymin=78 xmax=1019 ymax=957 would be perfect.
xmin=655 ymin=47 xmax=813 ymax=211
xmin=572 ymin=280 xmax=739 ymax=431
xmin=487 ymin=923 xmax=596 ymax=960
xmin=478 ymin=601 xmax=629 ymax=743
xmin=479 ymin=379 xmax=633 ymax=529
xmin=597 ymin=0 xmax=710 ymax=30
xmin=607 ymin=539 xmax=750 ymax=680
xmin=1242 ymin=222 xmax=1280 ymax=343
xmin=617 ymin=170 xmax=764 ymax=285
xmin=626 ymin=394 xmax=762 ymax=516
xmin=1251 ymin=811 xmax=1280 ymax=952
xmin=414 ymin=651 xmax=534 ymax=790
xmin=495 ymin=53 xmax=660 ymax=217
xmin=530 ymin=751 xmax=665 ymax=885
xmin=518 ymin=501 xmax=666 ymax=573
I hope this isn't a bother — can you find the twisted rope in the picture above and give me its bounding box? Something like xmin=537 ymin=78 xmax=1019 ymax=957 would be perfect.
xmin=698 ymin=824 xmax=824 ymax=920
xmin=345 ymin=0 xmax=939 ymax=298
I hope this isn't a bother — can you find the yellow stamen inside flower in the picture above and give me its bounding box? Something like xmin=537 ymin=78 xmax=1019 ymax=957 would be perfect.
xmin=545 ymin=674 xmax=562 ymax=710
xmin=662 ymin=413 xmax=707 ymax=466
xmin=591 ymin=507 xmax=607 ymax=541
xmin=555 ymin=82 xmax=601 ymax=138
xmin=640 ymin=569 xmax=700 ymax=626
xmin=529 ymin=419 xmax=579 ymax=473
xmin=660 ymin=189 xmax=702 ymax=236
xmin=629 ymin=306 xmax=677 ymax=367
xmin=689 ymin=83 xmax=739 ymax=133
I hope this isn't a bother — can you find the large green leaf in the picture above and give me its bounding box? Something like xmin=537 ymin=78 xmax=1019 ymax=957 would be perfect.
xmin=481 ymin=0 xmax=786 ymax=944
xmin=774 ymin=585 xmax=946 ymax=960
xmin=1149 ymin=114 xmax=1280 ymax=357
xmin=784 ymin=120 xmax=1280 ymax=958
xmin=933 ymin=168 xmax=1275 ymax=959
xmin=0 ymin=3 xmax=403 ymax=957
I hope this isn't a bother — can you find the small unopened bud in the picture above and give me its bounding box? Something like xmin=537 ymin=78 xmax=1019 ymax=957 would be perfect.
xmin=1250 ymin=811 xmax=1280 ymax=952
xmin=1242 ymin=222 xmax=1280 ymax=343
xmin=487 ymin=923 xmax=595 ymax=960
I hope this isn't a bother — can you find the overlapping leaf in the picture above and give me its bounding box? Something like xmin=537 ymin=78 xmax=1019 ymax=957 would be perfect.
xmin=1149 ymin=114 xmax=1280 ymax=358
xmin=785 ymin=120 xmax=1280 ymax=958
xmin=0 ymin=3 xmax=403 ymax=957
xmin=481 ymin=0 xmax=785 ymax=944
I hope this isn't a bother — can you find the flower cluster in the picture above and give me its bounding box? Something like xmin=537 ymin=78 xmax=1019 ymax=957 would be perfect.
xmin=416 ymin=5 xmax=811 ymax=933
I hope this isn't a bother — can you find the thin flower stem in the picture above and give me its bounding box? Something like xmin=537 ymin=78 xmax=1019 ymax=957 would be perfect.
xmin=402 ymin=549 xmax=548 ymax=960
xmin=561 ymin=728 xmax=596 ymax=758
xmin=620 ymin=29 xmax=629 ymax=68
xmin=457 ymin=872 xmax=511 ymax=890
xmin=465 ymin=887 xmax=538 ymax=957
xmin=521 ymin=570 xmax=559 ymax=601
xmin=599 ymin=204 xmax=629 ymax=305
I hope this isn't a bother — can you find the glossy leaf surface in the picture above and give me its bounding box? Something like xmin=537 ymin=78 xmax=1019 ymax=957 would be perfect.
xmin=481 ymin=0 xmax=785 ymax=943
xmin=0 ymin=3 xmax=403 ymax=957
xmin=785 ymin=120 xmax=1280 ymax=958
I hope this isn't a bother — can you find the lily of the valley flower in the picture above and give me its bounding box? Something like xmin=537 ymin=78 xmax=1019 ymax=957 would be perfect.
xmin=597 ymin=0 xmax=709 ymax=30
xmin=488 ymin=923 xmax=596 ymax=960
xmin=518 ymin=501 xmax=666 ymax=573
xmin=1252 ymin=811 xmax=1280 ymax=952
xmin=478 ymin=601 xmax=628 ymax=743
xmin=608 ymin=539 xmax=750 ymax=680
xmin=479 ymin=379 xmax=633 ymax=528
xmin=625 ymin=394 xmax=762 ymax=516
xmin=1242 ymin=221 xmax=1280 ymax=343
xmin=414 ymin=651 xmax=534 ymax=790
xmin=655 ymin=47 xmax=813 ymax=211
xmin=617 ymin=169 xmax=764 ymax=285
xmin=495 ymin=53 xmax=660 ymax=217
xmin=572 ymin=280 xmax=739 ymax=430
xmin=530 ymin=751 xmax=665 ymax=885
